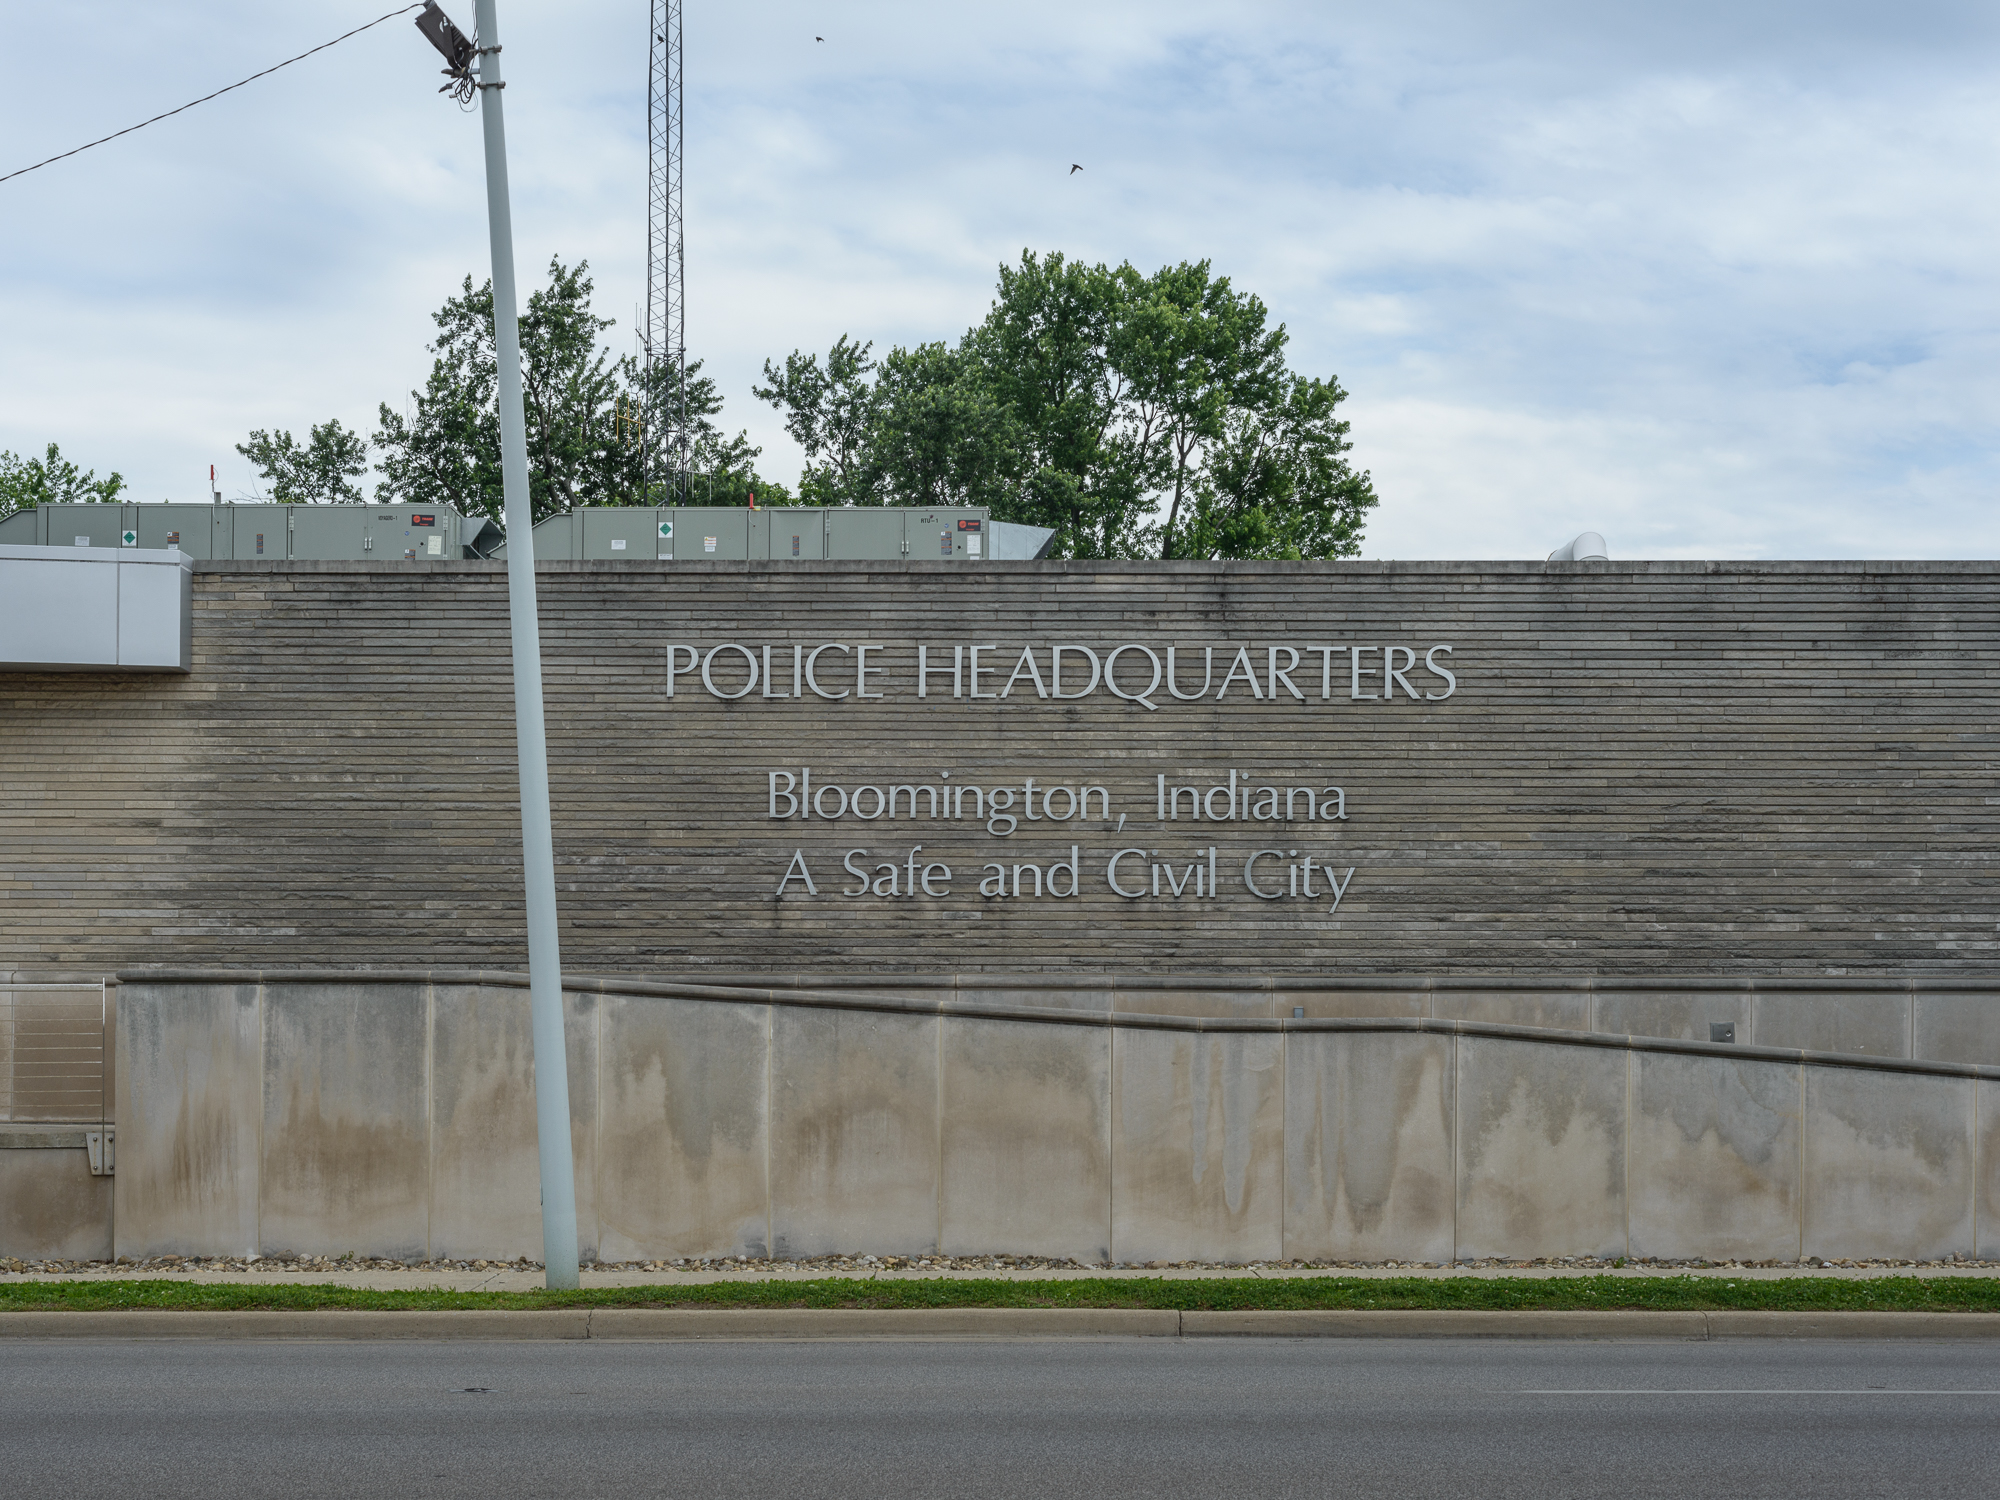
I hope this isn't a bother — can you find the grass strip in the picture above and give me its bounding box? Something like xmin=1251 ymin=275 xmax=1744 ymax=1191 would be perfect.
xmin=3 ymin=1275 xmax=1999 ymax=1315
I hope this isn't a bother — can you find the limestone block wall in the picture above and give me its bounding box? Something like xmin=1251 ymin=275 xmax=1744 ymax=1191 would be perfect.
xmin=113 ymin=971 xmax=2000 ymax=1265
xmin=3 ymin=558 xmax=1998 ymax=980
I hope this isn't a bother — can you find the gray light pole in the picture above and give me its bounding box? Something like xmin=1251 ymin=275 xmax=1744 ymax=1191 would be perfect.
xmin=471 ymin=0 xmax=581 ymax=1290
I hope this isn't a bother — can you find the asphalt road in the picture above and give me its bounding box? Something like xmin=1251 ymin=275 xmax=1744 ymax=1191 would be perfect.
xmin=5 ymin=1338 xmax=1997 ymax=1499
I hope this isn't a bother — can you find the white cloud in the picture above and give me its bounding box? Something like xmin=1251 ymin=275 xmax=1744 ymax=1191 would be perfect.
xmin=0 ymin=1 xmax=1995 ymax=556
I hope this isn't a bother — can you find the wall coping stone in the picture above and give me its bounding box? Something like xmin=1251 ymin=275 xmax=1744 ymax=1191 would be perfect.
xmin=109 ymin=967 xmax=2000 ymax=994
xmin=185 ymin=558 xmax=2000 ymax=578
xmin=117 ymin=968 xmax=2000 ymax=1081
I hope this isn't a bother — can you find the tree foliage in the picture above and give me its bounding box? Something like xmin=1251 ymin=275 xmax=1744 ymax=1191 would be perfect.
xmin=752 ymin=335 xmax=886 ymax=507
xmin=963 ymin=251 xmax=1135 ymax=556
xmin=0 ymin=442 xmax=127 ymax=514
xmin=372 ymin=257 xmax=784 ymax=525
xmin=235 ymin=420 xmax=369 ymax=504
xmin=215 ymin=249 xmax=1371 ymax=550
xmin=756 ymin=252 xmax=1377 ymax=559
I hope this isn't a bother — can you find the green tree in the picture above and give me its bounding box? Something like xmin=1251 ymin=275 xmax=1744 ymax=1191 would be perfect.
xmin=633 ymin=353 xmax=794 ymax=507
xmin=1181 ymin=375 xmax=1375 ymax=560
xmin=374 ymin=257 xmax=779 ymax=525
xmin=756 ymin=251 xmax=1377 ymax=560
xmin=869 ymin=342 xmax=1019 ymax=510
xmin=1108 ymin=260 xmax=1289 ymax=559
xmin=235 ymin=420 xmax=369 ymax=504
xmin=0 ymin=442 xmax=127 ymax=514
xmin=964 ymin=252 xmax=1143 ymax=557
xmin=752 ymin=335 xmax=887 ymax=507
xmin=756 ymin=337 xmax=1016 ymax=513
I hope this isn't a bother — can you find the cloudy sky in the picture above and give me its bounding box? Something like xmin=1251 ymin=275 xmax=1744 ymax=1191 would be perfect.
xmin=2 ymin=1 xmax=1996 ymax=559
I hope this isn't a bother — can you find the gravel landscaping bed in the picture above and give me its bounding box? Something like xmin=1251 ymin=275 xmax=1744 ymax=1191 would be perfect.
xmin=5 ymin=1252 xmax=1994 ymax=1276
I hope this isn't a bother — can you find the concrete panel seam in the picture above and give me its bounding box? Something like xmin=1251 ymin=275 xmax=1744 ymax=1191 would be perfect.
xmin=1968 ymin=1075 xmax=1979 ymax=1262
xmin=1622 ymin=1047 xmax=1634 ymax=1260
xmin=1450 ymin=1032 xmax=1461 ymax=1265
xmin=934 ymin=1012 xmax=944 ymax=1255
xmin=423 ymin=981 xmax=435 ymax=1265
xmin=1796 ymin=1061 xmax=1806 ymax=1263
xmin=590 ymin=990 xmax=600 ymax=1263
xmin=762 ymin=1000 xmax=773 ymax=1264
xmin=255 ymin=979 xmax=266 ymax=1261
xmin=1108 ymin=1025 xmax=1119 ymax=1266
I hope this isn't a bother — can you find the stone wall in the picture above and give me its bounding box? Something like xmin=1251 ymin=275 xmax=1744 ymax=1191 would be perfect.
xmin=111 ymin=972 xmax=2000 ymax=1265
xmin=3 ymin=558 xmax=1997 ymax=980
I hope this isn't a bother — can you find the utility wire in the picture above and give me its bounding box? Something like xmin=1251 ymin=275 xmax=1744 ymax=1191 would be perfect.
xmin=0 ymin=4 xmax=426 ymax=187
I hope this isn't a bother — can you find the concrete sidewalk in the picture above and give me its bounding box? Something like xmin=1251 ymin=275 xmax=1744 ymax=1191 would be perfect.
xmin=4 ymin=1308 xmax=2000 ymax=1340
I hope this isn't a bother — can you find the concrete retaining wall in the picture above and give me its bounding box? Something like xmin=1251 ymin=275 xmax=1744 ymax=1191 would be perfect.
xmin=0 ymin=1128 xmax=113 ymax=1260
xmin=112 ymin=971 xmax=2000 ymax=1265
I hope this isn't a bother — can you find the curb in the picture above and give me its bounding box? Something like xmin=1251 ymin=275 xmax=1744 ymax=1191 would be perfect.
xmin=0 ymin=1310 xmax=593 ymax=1340
xmin=4 ymin=1309 xmax=2000 ymax=1340
xmin=1701 ymin=1312 xmax=2000 ymax=1339
xmin=589 ymin=1309 xmax=1179 ymax=1339
xmin=1180 ymin=1310 xmax=1714 ymax=1339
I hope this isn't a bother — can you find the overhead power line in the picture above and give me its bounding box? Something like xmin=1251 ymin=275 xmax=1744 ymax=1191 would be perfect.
xmin=0 ymin=5 xmax=426 ymax=187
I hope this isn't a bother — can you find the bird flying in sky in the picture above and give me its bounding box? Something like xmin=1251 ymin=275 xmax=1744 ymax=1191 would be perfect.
xmin=1070 ymin=163 xmax=1083 ymax=174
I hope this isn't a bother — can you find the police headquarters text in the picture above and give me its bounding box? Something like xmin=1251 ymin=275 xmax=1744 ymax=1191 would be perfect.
xmin=667 ymin=641 xmax=1457 ymax=707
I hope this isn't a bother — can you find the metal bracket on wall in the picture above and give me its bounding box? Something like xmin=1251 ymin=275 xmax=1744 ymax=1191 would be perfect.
xmin=85 ymin=1127 xmax=114 ymax=1176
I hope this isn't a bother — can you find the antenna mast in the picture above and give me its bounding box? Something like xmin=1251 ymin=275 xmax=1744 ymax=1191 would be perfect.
xmin=645 ymin=0 xmax=687 ymax=503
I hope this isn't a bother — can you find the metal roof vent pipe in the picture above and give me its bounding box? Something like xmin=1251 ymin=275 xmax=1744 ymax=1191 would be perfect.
xmin=1547 ymin=531 xmax=1609 ymax=562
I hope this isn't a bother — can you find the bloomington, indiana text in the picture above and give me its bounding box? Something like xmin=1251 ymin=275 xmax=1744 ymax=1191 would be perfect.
xmin=770 ymin=769 xmax=1345 ymax=838
xmin=769 ymin=764 xmax=1356 ymax=910
xmin=669 ymin=641 xmax=1456 ymax=708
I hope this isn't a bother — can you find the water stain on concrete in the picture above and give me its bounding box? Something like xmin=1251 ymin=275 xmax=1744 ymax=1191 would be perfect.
xmin=1285 ymin=1032 xmax=1454 ymax=1262
xmin=1629 ymin=1052 xmax=1799 ymax=1261
xmin=1456 ymin=1038 xmax=1625 ymax=1260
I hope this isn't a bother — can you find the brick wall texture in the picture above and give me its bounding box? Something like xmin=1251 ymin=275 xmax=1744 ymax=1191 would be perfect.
xmin=2 ymin=558 xmax=1994 ymax=979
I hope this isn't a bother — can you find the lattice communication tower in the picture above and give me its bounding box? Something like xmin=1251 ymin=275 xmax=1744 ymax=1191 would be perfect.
xmin=645 ymin=0 xmax=686 ymax=500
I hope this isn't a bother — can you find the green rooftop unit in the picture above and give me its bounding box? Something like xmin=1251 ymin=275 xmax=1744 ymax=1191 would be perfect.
xmin=0 ymin=503 xmax=501 ymax=560
xmin=495 ymin=505 xmax=1050 ymax=562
